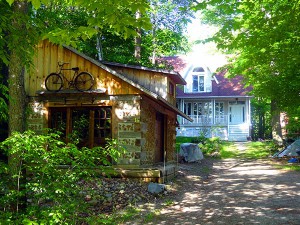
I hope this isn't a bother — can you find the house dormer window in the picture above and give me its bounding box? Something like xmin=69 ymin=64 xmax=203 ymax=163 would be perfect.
xmin=192 ymin=67 xmax=205 ymax=92
xmin=192 ymin=75 xmax=204 ymax=92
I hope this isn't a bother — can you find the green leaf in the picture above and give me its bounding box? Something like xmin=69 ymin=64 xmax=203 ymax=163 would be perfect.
xmin=5 ymin=0 xmax=14 ymax=6
xmin=31 ymin=0 xmax=41 ymax=9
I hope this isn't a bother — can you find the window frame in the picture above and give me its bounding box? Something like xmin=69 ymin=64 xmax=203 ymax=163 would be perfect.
xmin=192 ymin=73 xmax=205 ymax=92
xmin=48 ymin=106 xmax=112 ymax=148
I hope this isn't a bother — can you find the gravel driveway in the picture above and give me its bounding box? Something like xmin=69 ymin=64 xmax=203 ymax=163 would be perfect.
xmin=128 ymin=155 xmax=300 ymax=224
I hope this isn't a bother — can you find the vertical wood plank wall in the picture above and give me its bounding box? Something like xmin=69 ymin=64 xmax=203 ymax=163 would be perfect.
xmin=26 ymin=40 xmax=142 ymax=97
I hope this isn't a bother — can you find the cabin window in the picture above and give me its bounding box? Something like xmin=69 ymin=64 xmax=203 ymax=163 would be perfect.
xmin=49 ymin=107 xmax=112 ymax=148
xmin=169 ymin=81 xmax=175 ymax=96
xmin=192 ymin=75 xmax=204 ymax=92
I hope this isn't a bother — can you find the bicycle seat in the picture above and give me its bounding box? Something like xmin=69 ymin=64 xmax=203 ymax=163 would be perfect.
xmin=72 ymin=67 xmax=79 ymax=71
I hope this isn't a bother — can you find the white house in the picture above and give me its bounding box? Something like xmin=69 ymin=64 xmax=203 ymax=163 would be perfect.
xmin=163 ymin=56 xmax=253 ymax=141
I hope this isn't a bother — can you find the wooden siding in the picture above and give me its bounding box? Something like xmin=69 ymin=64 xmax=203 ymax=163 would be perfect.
xmin=140 ymin=96 xmax=176 ymax=165
xmin=103 ymin=65 xmax=176 ymax=105
xmin=26 ymin=40 xmax=142 ymax=97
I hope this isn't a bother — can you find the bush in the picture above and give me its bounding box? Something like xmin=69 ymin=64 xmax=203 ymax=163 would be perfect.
xmin=198 ymin=137 xmax=223 ymax=155
xmin=0 ymin=130 xmax=124 ymax=224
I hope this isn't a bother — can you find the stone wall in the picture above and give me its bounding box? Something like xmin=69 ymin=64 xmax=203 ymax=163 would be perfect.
xmin=111 ymin=95 xmax=144 ymax=167
xmin=26 ymin=101 xmax=47 ymax=133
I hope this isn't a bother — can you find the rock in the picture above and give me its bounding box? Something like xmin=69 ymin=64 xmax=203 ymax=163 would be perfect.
xmin=147 ymin=182 xmax=165 ymax=194
xmin=179 ymin=143 xmax=204 ymax=162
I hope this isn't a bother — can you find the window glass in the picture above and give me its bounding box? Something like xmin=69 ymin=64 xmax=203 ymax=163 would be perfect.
xmin=199 ymin=76 xmax=204 ymax=91
xmin=192 ymin=75 xmax=198 ymax=92
xmin=192 ymin=75 xmax=204 ymax=92
xmin=193 ymin=67 xmax=205 ymax=72
xmin=49 ymin=107 xmax=112 ymax=148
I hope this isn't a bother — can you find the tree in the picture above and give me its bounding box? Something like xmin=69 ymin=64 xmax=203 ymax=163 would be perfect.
xmin=148 ymin=0 xmax=194 ymax=63
xmin=2 ymin=0 xmax=150 ymax=132
xmin=1 ymin=0 xmax=151 ymax=213
xmin=195 ymin=0 xmax=300 ymax=142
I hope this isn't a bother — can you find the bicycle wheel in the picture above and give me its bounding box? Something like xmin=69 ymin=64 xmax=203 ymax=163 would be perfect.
xmin=45 ymin=73 xmax=63 ymax=92
xmin=75 ymin=72 xmax=94 ymax=91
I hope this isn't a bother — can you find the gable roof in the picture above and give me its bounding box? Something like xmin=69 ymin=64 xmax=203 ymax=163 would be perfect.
xmin=177 ymin=70 xmax=252 ymax=98
xmin=102 ymin=61 xmax=186 ymax=85
xmin=62 ymin=44 xmax=192 ymax=121
xmin=160 ymin=56 xmax=252 ymax=99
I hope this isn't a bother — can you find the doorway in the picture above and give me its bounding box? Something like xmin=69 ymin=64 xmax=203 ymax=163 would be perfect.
xmin=155 ymin=112 xmax=165 ymax=163
xmin=229 ymin=104 xmax=245 ymax=124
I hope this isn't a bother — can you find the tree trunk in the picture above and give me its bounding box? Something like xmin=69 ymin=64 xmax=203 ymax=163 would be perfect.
xmin=151 ymin=27 xmax=157 ymax=65
xmin=270 ymin=100 xmax=283 ymax=145
xmin=8 ymin=0 xmax=29 ymax=212
xmin=134 ymin=10 xmax=142 ymax=61
xmin=96 ymin=30 xmax=103 ymax=61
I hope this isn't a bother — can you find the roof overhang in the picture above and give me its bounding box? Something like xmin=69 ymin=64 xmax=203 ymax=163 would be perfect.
xmin=63 ymin=44 xmax=191 ymax=121
xmin=177 ymin=95 xmax=254 ymax=99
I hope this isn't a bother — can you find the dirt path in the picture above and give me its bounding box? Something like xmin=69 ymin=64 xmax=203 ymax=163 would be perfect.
xmin=127 ymin=156 xmax=300 ymax=224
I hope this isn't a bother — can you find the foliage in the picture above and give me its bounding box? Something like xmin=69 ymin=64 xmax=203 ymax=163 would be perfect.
xmin=147 ymin=0 xmax=194 ymax=60
xmin=194 ymin=0 xmax=300 ymax=137
xmin=251 ymin=98 xmax=272 ymax=140
xmin=32 ymin=0 xmax=192 ymax=68
xmin=175 ymin=136 xmax=193 ymax=152
xmin=198 ymin=137 xmax=223 ymax=156
xmin=0 ymin=130 xmax=125 ymax=224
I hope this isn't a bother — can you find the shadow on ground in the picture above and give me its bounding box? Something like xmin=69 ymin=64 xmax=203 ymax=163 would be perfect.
xmin=127 ymin=158 xmax=300 ymax=225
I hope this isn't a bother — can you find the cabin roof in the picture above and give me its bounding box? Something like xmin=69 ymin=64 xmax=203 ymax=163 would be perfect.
xmin=63 ymin=45 xmax=192 ymax=121
xmin=102 ymin=61 xmax=186 ymax=85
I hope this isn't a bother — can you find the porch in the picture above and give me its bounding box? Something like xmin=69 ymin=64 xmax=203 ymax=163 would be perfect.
xmin=179 ymin=115 xmax=229 ymax=126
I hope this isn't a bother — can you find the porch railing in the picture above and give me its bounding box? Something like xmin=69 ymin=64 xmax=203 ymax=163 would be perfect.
xmin=181 ymin=115 xmax=228 ymax=125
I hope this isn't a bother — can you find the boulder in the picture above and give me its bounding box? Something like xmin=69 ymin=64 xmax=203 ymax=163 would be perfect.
xmin=147 ymin=182 xmax=165 ymax=194
xmin=179 ymin=143 xmax=204 ymax=162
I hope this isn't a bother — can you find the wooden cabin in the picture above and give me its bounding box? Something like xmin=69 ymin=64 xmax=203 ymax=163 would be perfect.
xmin=25 ymin=40 xmax=191 ymax=183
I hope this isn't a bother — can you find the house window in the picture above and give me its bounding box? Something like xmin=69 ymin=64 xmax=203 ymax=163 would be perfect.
xmin=184 ymin=102 xmax=192 ymax=115
xmin=192 ymin=102 xmax=212 ymax=123
xmin=215 ymin=102 xmax=224 ymax=116
xmin=215 ymin=102 xmax=224 ymax=123
xmin=192 ymin=75 xmax=204 ymax=92
xmin=193 ymin=67 xmax=205 ymax=72
xmin=49 ymin=107 xmax=112 ymax=148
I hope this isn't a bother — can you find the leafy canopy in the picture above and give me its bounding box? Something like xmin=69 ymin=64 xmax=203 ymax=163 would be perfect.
xmin=195 ymin=0 xmax=300 ymax=111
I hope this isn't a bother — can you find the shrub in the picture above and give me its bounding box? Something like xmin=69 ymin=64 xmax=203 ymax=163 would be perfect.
xmin=0 ymin=130 xmax=124 ymax=224
xmin=198 ymin=137 xmax=223 ymax=155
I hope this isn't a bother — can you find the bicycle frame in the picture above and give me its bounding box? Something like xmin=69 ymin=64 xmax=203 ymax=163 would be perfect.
xmin=57 ymin=62 xmax=80 ymax=88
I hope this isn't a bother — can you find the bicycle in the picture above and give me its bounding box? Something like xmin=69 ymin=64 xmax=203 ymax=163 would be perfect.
xmin=45 ymin=62 xmax=95 ymax=92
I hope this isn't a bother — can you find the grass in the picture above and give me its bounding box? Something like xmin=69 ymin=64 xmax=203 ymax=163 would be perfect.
xmin=176 ymin=136 xmax=276 ymax=160
xmin=176 ymin=136 xmax=300 ymax=171
xmin=175 ymin=136 xmax=194 ymax=152
xmin=274 ymin=164 xmax=300 ymax=171
xmin=220 ymin=141 xmax=275 ymax=159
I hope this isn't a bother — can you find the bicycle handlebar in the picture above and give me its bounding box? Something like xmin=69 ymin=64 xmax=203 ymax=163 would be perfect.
xmin=58 ymin=62 xmax=70 ymax=67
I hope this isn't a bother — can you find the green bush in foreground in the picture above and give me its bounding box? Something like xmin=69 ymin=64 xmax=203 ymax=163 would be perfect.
xmin=0 ymin=130 xmax=124 ymax=224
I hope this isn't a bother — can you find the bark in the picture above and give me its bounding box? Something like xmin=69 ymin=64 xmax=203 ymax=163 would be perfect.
xmin=96 ymin=30 xmax=103 ymax=61
xmin=8 ymin=1 xmax=29 ymax=212
xmin=270 ymin=100 xmax=283 ymax=145
xmin=134 ymin=10 xmax=142 ymax=61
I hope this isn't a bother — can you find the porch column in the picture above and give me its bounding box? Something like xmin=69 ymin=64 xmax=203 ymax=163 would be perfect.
xmin=182 ymin=99 xmax=185 ymax=124
xmin=212 ymin=99 xmax=215 ymax=125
